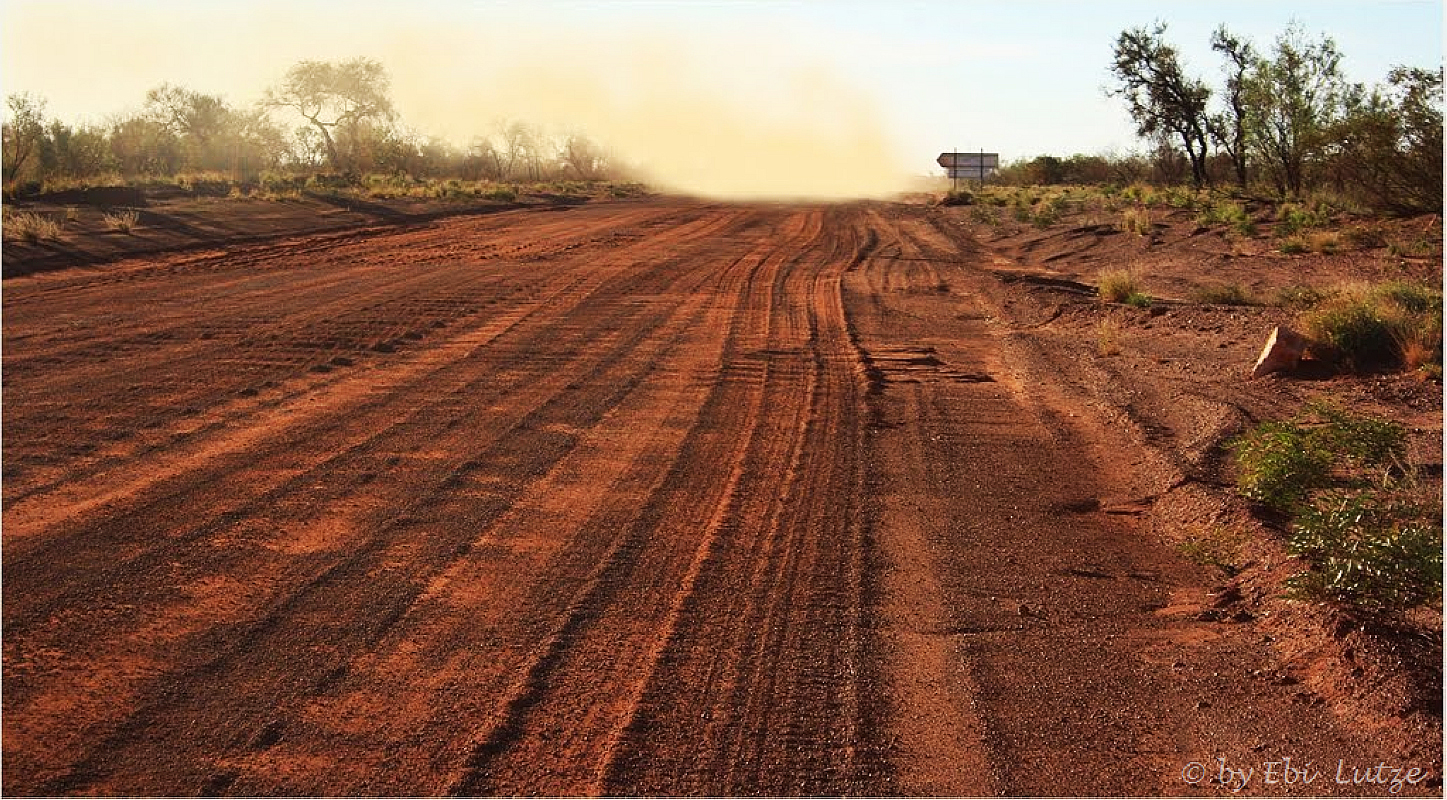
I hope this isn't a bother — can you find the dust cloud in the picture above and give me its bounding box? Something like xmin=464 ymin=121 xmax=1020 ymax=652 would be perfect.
xmin=380 ymin=24 xmax=912 ymax=199
xmin=3 ymin=2 xmax=913 ymax=199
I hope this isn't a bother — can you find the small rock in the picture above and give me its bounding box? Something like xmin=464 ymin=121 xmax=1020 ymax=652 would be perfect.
xmin=1250 ymin=326 xmax=1312 ymax=379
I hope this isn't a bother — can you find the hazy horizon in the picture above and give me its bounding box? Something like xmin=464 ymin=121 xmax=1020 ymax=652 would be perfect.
xmin=3 ymin=0 xmax=1441 ymax=199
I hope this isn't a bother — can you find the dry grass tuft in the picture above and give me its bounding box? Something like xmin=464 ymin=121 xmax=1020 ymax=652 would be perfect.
xmin=3 ymin=208 xmax=63 ymax=242
xmin=1097 ymin=270 xmax=1142 ymax=304
xmin=103 ymin=209 xmax=140 ymax=233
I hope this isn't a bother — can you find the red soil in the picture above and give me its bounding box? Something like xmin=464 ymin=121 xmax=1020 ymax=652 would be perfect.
xmin=2 ymin=195 xmax=1439 ymax=795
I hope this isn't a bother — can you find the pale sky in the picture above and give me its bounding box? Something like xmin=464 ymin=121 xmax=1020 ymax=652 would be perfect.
xmin=2 ymin=0 xmax=1442 ymax=196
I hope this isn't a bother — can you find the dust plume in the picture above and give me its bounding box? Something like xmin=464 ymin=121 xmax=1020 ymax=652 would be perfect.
xmin=2 ymin=2 xmax=912 ymax=199
xmin=384 ymin=25 xmax=912 ymax=200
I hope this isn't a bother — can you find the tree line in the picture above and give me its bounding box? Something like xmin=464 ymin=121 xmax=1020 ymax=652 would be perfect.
xmin=1102 ymin=21 xmax=1441 ymax=213
xmin=1 ymin=57 xmax=620 ymax=194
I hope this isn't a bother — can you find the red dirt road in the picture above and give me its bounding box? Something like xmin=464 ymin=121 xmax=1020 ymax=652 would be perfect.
xmin=2 ymin=199 xmax=1419 ymax=795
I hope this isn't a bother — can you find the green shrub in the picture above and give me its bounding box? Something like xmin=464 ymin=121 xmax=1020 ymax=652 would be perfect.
xmin=1230 ymin=403 xmax=1406 ymax=513
xmin=1236 ymin=404 xmax=1440 ymax=614
xmin=1120 ymin=207 xmax=1152 ymax=235
xmin=1371 ymin=281 xmax=1442 ymax=315
xmin=974 ymin=187 xmax=1011 ymax=207
xmin=1303 ymin=301 xmax=1399 ymax=368
xmin=970 ymin=205 xmax=1001 ymax=225
xmin=1306 ymin=402 xmax=1408 ymax=469
xmin=1276 ymin=201 xmax=1332 ymax=236
xmin=1300 ymin=282 xmax=1443 ymax=371
xmin=1278 ymin=237 xmax=1309 ymax=254
xmin=1197 ymin=200 xmax=1256 ymax=237
xmin=1275 ymin=285 xmax=1333 ymax=310
xmin=1230 ymin=419 xmax=1336 ymax=512
xmin=1159 ymin=185 xmax=1204 ymax=209
xmin=1285 ymin=490 xmax=1442 ymax=611
xmin=1124 ymin=291 xmax=1153 ymax=308
xmin=1032 ymin=196 xmax=1065 ymax=227
xmin=1120 ymin=183 xmax=1154 ymax=205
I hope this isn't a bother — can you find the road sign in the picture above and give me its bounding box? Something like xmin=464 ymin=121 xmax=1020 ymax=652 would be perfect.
xmin=938 ymin=152 xmax=999 ymax=179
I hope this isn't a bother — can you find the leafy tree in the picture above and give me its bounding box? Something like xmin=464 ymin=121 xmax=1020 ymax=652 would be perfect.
xmin=414 ymin=136 xmax=460 ymax=179
xmin=1243 ymin=24 xmax=1352 ymax=197
xmin=1209 ymin=26 xmax=1255 ymax=188
xmin=1109 ymin=23 xmax=1213 ymax=187
xmin=3 ymin=93 xmax=47 ymax=184
xmin=230 ymin=108 xmax=290 ymax=176
xmin=108 ymin=112 xmax=181 ymax=176
xmin=144 ymin=83 xmax=246 ymax=173
xmin=290 ymin=126 xmax=329 ymax=168
xmin=263 ymin=58 xmax=394 ymax=172
xmin=1326 ymin=67 xmax=1443 ymax=213
xmin=1381 ymin=66 xmax=1444 ymax=212
xmin=145 ymin=84 xmax=229 ymax=145
xmin=39 ymin=120 xmax=112 ymax=179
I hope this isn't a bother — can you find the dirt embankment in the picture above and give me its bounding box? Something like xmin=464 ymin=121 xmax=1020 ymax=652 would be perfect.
xmin=1 ymin=184 xmax=594 ymax=278
xmin=936 ymin=199 xmax=1442 ymax=773
xmin=1 ymin=195 xmax=1439 ymax=796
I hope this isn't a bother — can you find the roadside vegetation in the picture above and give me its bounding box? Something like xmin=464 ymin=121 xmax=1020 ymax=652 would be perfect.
xmin=1 ymin=206 xmax=62 ymax=242
xmin=1296 ymin=282 xmax=1443 ymax=375
xmin=947 ymin=179 xmax=1443 ymax=380
xmin=2 ymin=58 xmax=637 ymax=203
xmin=1230 ymin=403 xmax=1442 ymax=616
xmin=939 ymin=21 xmax=1440 ymax=219
xmin=1096 ymin=269 xmax=1151 ymax=307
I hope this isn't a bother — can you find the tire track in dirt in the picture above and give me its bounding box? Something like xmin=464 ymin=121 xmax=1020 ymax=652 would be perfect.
xmin=442 ymin=208 xmax=834 ymax=796
xmin=6 ymin=197 xmax=1415 ymax=797
xmin=588 ymin=206 xmax=880 ymax=796
xmin=1 ymin=202 xmax=707 ymax=506
xmin=1 ymin=202 xmax=721 ymax=520
xmin=214 ymin=210 xmax=791 ymax=795
xmin=845 ymin=203 xmax=1423 ymax=796
xmin=4 ymin=200 xmax=754 ymax=794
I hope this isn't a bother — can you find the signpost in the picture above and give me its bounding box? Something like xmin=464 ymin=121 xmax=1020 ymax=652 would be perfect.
xmin=938 ymin=151 xmax=999 ymax=191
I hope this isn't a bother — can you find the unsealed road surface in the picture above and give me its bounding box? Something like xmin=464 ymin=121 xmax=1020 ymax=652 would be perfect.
xmin=3 ymin=199 xmax=1405 ymax=796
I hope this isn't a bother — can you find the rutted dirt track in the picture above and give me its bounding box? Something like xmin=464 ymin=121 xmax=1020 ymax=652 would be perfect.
xmin=2 ymin=198 xmax=1418 ymax=796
